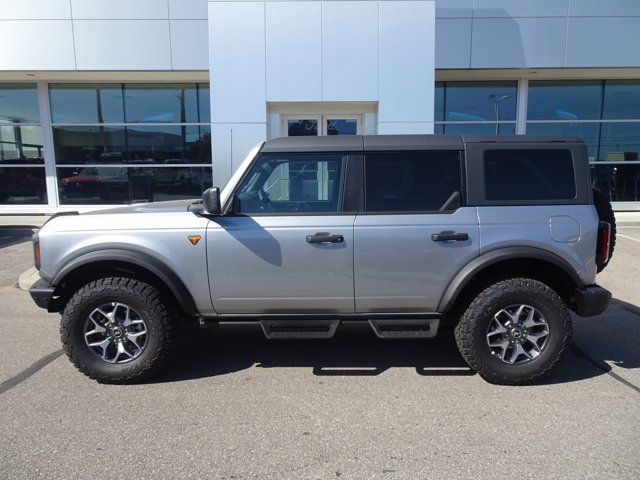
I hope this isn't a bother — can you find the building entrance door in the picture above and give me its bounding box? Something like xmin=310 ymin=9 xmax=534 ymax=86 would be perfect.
xmin=282 ymin=115 xmax=362 ymax=137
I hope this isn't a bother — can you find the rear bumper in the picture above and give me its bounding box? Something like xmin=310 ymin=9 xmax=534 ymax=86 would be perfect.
xmin=574 ymin=284 xmax=612 ymax=317
xmin=29 ymin=278 xmax=55 ymax=310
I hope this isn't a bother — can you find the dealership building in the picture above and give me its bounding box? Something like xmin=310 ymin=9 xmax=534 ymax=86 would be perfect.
xmin=1 ymin=0 xmax=639 ymax=213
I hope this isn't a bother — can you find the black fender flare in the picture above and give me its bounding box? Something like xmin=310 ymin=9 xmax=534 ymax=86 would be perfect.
xmin=52 ymin=249 xmax=198 ymax=315
xmin=437 ymin=246 xmax=585 ymax=313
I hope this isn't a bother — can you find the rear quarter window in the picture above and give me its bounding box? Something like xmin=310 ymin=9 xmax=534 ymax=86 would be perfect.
xmin=484 ymin=149 xmax=576 ymax=201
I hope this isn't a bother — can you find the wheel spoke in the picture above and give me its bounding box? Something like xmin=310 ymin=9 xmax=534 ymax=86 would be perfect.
xmin=88 ymin=338 xmax=112 ymax=361
xmin=489 ymin=339 xmax=510 ymax=360
xmin=525 ymin=331 xmax=548 ymax=345
xmin=125 ymin=331 xmax=146 ymax=351
xmin=509 ymin=343 xmax=529 ymax=364
xmin=113 ymin=341 xmax=134 ymax=363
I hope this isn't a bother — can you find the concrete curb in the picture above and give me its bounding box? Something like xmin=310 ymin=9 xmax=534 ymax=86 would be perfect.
xmin=18 ymin=267 xmax=39 ymax=291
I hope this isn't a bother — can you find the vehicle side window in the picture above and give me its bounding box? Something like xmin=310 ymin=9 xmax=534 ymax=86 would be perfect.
xmin=364 ymin=151 xmax=461 ymax=213
xmin=484 ymin=149 xmax=576 ymax=201
xmin=234 ymin=153 xmax=346 ymax=214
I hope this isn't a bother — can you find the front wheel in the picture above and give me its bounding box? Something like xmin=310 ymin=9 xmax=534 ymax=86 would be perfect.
xmin=60 ymin=277 xmax=177 ymax=384
xmin=454 ymin=278 xmax=571 ymax=385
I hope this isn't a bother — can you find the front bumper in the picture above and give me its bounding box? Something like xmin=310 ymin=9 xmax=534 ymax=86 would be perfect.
xmin=574 ymin=284 xmax=612 ymax=317
xmin=29 ymin=278 xmax=55 ymax=310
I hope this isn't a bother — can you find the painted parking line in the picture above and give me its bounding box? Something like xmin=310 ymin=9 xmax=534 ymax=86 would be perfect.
xmin=0 ymin=350 xmax=64 ymax=396
xmin=618 ymin=234 xmax=640 ymax=243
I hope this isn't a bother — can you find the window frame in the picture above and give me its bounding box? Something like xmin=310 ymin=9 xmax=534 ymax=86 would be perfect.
xmin=227 ymin=151 xmax=356 ymax=217
xmin=465 ymin=143 xmax=590 ymax=207
xmin=361 ymin=149 xmax=466 ymax=215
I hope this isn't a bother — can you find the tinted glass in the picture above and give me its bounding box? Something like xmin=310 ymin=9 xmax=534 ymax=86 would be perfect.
xmin=57 ymin=166 xmax=211 ymax=205
xmin=235 ymin=153 xmax=346 ymax=213
xmin=365 ymin=151 xmax=461 ymax=212
xmin=443 ymin=122 xmax=515 ymax=135
xmin=434 ymin=82 xmax=445 ymax=122
xmin=443 ymin=81 xmax=517 ymax=122
xmin=525 ymin=122 xmax=599 ymax=161
xmin=591 ymin=164 xmax=640 ymax=202
xmin=603 ymin=80 xmax=640 ymax=120
xmin=287 ymin=119 xmax=318 ymax=136
xmin=198 ymin=84 xmax=211 ymax=123
xmin=126 ymin=125 xmax=211 ymax=164
xmin=49 ymin=84 xmax=125 ymax=123
xmin=0 ymin=167 xmax=47 ymax=204
xmin=527 ymin=81 xmax=603 ymax=120
xmin=599 ymin=122 xmax=640 ymax=162
xmin=124 ymin=84 xmax=199 ymax=123
xmin=53 ymin=126 xmax=126 ymax=165
xmin=0 ymin=84 xmax=40 ymax=124
xmin=484 ymin=150 xmax=576 ymax=201
xmin=326 ymin=119 xmax=357 ymax=135
xmin=0 ymin=126 xmax=44 ymax=164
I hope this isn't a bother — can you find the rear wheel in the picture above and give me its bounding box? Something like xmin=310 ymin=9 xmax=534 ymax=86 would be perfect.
xmin=60 ymin=277 xmax=177 ymax=383
xmin=593 ymin=188 xmax=616 ymax=272
xmin=454 ymin=278 xmax=571 ymax=385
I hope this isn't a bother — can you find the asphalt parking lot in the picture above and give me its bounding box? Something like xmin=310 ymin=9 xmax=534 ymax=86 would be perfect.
xmin=0 ymin=230 xmax=638 ymax=479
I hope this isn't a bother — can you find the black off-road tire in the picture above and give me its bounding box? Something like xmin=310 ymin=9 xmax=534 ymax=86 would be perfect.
xmin=60 ymin=277 xmax=177 ymax=384
xmin=592 ymin=188 xmax=616 ymax=272
xmin=454 ymin=278 xmax=571 ymax=385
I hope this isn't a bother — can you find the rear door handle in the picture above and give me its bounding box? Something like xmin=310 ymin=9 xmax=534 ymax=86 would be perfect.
xmin=306 ymin=232 xmax=344 ymax=244
xmin=431 ymin=231 xmax=469 ymax=242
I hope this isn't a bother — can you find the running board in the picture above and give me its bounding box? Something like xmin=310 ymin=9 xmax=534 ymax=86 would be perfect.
xmin=260 ymin=319 xmax=340 ymax=339
xmin=368 ymin=319 xmax=439 ymax=339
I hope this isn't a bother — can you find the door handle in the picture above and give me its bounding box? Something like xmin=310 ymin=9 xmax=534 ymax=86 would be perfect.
xmin=431 ymin=231 xmax=469 ymax=242
xmin=306 ymin=232 xmax=344 ymax=244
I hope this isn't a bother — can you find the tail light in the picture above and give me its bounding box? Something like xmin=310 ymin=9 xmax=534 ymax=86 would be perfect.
xmin=596 ymin=221 xmax=611 ymax=266
xmin=33 ymin=241 xmax=41 ymax=270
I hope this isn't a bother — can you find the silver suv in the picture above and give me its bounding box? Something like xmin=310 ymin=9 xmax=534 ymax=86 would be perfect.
xmin=29 ymin=135 xmax=615 ymax=385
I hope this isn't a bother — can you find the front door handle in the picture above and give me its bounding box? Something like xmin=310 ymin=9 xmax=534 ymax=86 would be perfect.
xmin=306 ymin=232 xmax=344 ymax=244
xmin=431 ymin=231 xmax=469 ymax=242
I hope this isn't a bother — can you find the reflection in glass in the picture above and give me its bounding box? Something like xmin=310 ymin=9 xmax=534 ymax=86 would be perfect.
xmin=124 ymin=84 xmax=198 ymax=123
xmin=525 ymin=122 xmax=600 ymax=161
xmin=527 ymin=81 xmax=603 ymax=120
xmin=57 ymin=167 xmax=212 ymax=205
xmin=53 ymin=126 xmax=126 ymax=165
xmin=126 ymin=125 xmax=211 ymax=164
xmin=434 ymin=82 xmax=445 ymax=122
xmin=0 ymin=167 xmax=47 ymax=204
xmin=197 ymin=84 xmax=211 ymax=123
xmin=0 ymin=126 xmax=44 ymax=164
xmin=287 ymin=119 xmax=318 ymax=136
xmin=442 ymin=82 xmax=517 ymax=122
xmin=442 ymin=122 xmax=515 ymax=135
xmin=599 ymin=122 xmax=640 ymax=162
xmin=591 ymin=164 xmax=640 ymax=202
xmin=603 ymin=81 xmax=640 ymax=120
xmin=0 ymin=84 xmax=40 ymax=124
xmin=326 ymin=119 xmax=357 ymax=135
xmin=49 ymin=84 xmax=125 ymax=123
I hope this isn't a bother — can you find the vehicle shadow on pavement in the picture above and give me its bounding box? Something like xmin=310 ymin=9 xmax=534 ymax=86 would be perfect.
xmin=153 ymin=298 xmax=640 ymax=386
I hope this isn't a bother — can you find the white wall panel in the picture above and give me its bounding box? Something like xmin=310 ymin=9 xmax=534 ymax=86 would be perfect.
xmin=475 ymin=0 xmax=569 ymax=17
xmin=74 ymin=20 xmax=172 ymax=70
xmin=266 ymin=2 xmax=322 ymax=101
xmin=0 ymin=0 xmax=71 ymax=19
xmin=0 ymin=21 xmax=75 ymax=69
xmin=170 ymin=20 xmax=209 ymax=70
xmin=321 ymin=1 xmax=378 ymax=101
xmin=169 ymin=0 xmax=208 ymax=19
xmin=211 ymin=123 xmax=267 ymax=185
xmin=569 ymin=0 xmax=640 ymax=17
xmin=471 ymin=18 xmax=566 ymax=68
xmin=435 ymin=0 xmax=473 ymax=18
xmin=379 ymin=1 xmax=435 ymax=123
xmin=71 ymin=0 xmax=167 ymax=20
xmin=566 ymin=17 xmax=640 ymax=67
xmin=209 ymin=1 xmax=266 ymax=123
xmin=435 ymin=18 xmax=471 ymax=68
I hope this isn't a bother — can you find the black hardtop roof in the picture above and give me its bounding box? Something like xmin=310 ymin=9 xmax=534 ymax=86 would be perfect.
xmin=260 ymin=134 xmax=583 ymax=153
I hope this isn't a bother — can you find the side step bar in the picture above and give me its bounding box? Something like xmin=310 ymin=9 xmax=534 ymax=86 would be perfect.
xmin=368 ymin=319 xmax=439 ymax=339
xmin=260 ymin=319 xmax=340 ymax=339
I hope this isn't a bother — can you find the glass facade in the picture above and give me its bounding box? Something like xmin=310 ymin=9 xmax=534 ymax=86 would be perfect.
xmin=434 ymin=81 xmax=517 ymax=134
xmin=526 ymin=80 xmax=640 ymax=202
xmin=49 ymin=83 xmax=212 ymax=205
xmin=0 ymin=84 xmax=47 ymax=204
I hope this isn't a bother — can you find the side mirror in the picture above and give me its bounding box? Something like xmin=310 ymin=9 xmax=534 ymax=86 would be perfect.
xmin=202 ymin=187 xmax=221 ymax=215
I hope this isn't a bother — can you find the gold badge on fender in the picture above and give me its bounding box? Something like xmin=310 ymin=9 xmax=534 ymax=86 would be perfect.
xmin=187 ymin=235 xmax=201 ymax=246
